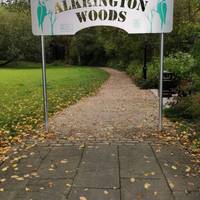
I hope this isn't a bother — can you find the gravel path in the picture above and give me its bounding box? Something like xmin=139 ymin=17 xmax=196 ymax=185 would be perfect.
xmin=49 ymin=68 xmax=159 ymax=141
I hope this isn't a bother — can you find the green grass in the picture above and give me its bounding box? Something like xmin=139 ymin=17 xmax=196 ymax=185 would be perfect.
xmin=0 ymin=64 xmax=109 ymax=135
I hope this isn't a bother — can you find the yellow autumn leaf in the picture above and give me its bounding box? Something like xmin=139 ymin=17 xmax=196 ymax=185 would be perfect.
xmin=2 ymin=166 xmax=9 ymax=172
xmin=154 ymin=191 xmax=158 ymax=196
xmin=185 ymin=166 xmax=191 ymax=172
xmin=169 ymin=182 xmax=175 ymax=189
xmin=60 ymin=159 xmax=68 ymax=164
xmin=0 ymin=179 xmax=6 ymax=183
xmin=80 ymin=197 xmax=87 ymax=200
xmin=171 ymin=165 xmax=177 ymax=170
xmin=25 ymin=187 xmax=31 ymax=192
xmin=144 ymin=183 xmax=151 ymax=190
xmin=104 ymin=190 xmax=109 ymax=195
xmin=130 ymin=178 xmax=136 ymax=183
xmin=11 ymin=175 xmax=19 ymax=179
xmin=66 ymin=183 xmax=71 ymax=187
xmin=16 ymin=177 xmax=24 ymax=181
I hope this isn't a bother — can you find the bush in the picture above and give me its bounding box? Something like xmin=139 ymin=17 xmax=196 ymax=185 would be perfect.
xmin=0 ymin=7 xmax=51 ymax=63
xmin=126 ymin=59 xmax=159 ymax=89
xmin=165 ymin=92 xmax=200 ymax=121
xmin=164 ymin=52 xmax=195 ymax=81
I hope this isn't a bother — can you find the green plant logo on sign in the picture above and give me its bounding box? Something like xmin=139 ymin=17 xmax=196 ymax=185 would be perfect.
xmin=146 ymin=0 xmax=168 ymax=32
xmin=157 ymin=0 xmax=167 ymax=28
xmin=37 ymin=0 xmax=56 ymax=34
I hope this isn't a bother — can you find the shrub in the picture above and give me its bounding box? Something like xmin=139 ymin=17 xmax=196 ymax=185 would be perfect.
xmin=126 ymin=59 xmax=159 ymax=89
xmin=164 ymin=52 xmax=195 ymax=81
xmin=165 ymin=93 xmax=200 ymax=121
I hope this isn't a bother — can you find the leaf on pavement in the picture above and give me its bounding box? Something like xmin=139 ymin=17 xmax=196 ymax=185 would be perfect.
xmin=144 ymin=183 xmax=151 ymax=190
xmin=80 ymin=197 xmax=87 ymax=200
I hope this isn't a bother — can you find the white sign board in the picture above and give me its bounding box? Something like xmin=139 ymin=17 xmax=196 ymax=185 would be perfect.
xmin=31 ymin=0 xmax=173 ymax=35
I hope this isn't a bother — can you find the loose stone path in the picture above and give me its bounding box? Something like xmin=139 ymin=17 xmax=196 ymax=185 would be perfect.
xmin=50 ymin=68 xmax=159 ymax=142
xmin=0 ymin=68 xmax=199 ymax=199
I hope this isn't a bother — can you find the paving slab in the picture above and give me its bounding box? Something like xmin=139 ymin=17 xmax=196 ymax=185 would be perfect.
xmin=121 ymin=178 xmax=173 ymax=200
xmin=0 ymin=143 xmax=199 ymax=200
xmin=0 ymin=191 xmax=17 ymax=200
xmin=167 ymin=176 xmax=200 ymax=192
xmin=119 ymin=144 xmax=162 ymax=178
xmin=160 ymin=161 xmax=197 ymax=177
xmin=14 ymin=191 xmax=67 ymax=200
xmin=37 ymin=146 xmax=82 ymax=179
xmin=68 ymin=188 xmax=120 ymax=200
xmin=74 ymin=145 xmax=119 ymax=188
xmin=5 ymin=179 xmax=73 ymax=200
xmin=173 ymin=191 xmax=200 ymax=200
xmin=0 ymin=147 xmax=49 ymax=178
xmin=152 ymin=144 xmax=191 ymax=164
xmin=0 ymin=177 xmax=29 ymax=192
xmin=26 ymin=178 xmax=73 ymax=192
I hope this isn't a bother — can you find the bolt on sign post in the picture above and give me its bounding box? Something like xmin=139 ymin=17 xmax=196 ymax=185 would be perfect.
xmin=30 ymin=0 xmax=174 ymax=132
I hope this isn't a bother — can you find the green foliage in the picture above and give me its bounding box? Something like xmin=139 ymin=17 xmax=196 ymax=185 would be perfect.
xmin=164 ymin=52 xmax=195 ymax=80
xmin=126 ymin=61 xmax=159 ymax=89
xmin=165 ymin=93 xmax=200 ymax=121
xmin=69 ymin=28 xmax=107 ymax=66
xmin=0 ymin=65 xmax=109 ymax=135
xmin=193 ymin=37 xmax=200 ymax=68
xmin=0 ymin=7 xmax=51 ymax=62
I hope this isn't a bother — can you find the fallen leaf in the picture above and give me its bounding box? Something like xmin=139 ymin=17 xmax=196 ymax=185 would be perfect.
xmin=130 ymin=178 xmax=136 ymax=183
xmin=11 ymin=175 xmax=19 ymax=179
xmin=24 ymin=174 xmax=30 ymax=178
xmin=25 ymin=187 xmax=31 ymax=192
xmin=2 ymin=166 xmax=9 ymax=172
xmin=144 ymin=183 xmax=151 ymax=190
xmin=169 ymin=182 xmax=175 ymax=189
xmin=0 ymin=179 xmax=6 ymax=183
xmin=80 ymin=197 xmax=87 ymax=200
xmin=144 ymin=173 xmax=149 ymax=177
xmin=48 ymin=181 xmax=54 ymax=188
xmin=16 ymin=177 xmax=24 ymax=181
xmin=164 ymin=163 xmax=168 ymax=167
xmin=79 ymin=144 xmax=85 ymax=149
xmin=66 ymin=183 xmax=71 ymax=187
xmin=151 ymin=172 xmax=156 ymax=176
xmin=60 ymin=159 xmax=68 ymax=164
xmin=171 ymin=165 xmax=177 ymax=170
xmin=104 ymin=190 xmax=109 ymax=195
xmin=12 ymin=164 xmax=17 ymax=168
xmin=185 ymin=166 xmax=191 ymax=172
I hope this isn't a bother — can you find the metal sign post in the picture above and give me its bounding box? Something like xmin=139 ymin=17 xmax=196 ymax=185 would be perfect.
xmin=159 ymin=33 xmax=164 ymax=131
xmin=41 ymin=36 xmax=49 ymax=132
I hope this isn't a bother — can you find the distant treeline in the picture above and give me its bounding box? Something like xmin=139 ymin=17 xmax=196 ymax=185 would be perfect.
xmin=0 ymin=0 xmax=199 ymax=68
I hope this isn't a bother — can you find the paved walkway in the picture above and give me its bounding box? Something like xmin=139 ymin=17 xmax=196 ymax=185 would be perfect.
xmin=49 ymin=68 xmax=159 ymax=142
xmin=0 ymin=143 xmax=199 ymax=200
xmin=0 ymin=68 xmax=199 ymax=199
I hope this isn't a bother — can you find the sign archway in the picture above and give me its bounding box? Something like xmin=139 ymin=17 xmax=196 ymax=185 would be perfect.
xmin=30 ymin=0 xmax=174 ymax=131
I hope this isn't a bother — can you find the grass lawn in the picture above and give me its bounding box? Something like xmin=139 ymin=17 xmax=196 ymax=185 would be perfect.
xmin=0 ymin=63 xmax=109 ymax=136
